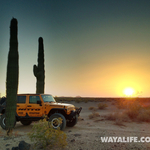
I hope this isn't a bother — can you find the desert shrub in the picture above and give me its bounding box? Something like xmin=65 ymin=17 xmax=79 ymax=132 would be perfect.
xmin=105 ymin=112 xmax=129 ymax=122
xmin=89 ymin=112 xmax=100 ymax=119
xmin=114 ymin=119 xmax=126 ymax=127
xmin=106 ymin=100 xmax=150 ymax=123
xmin=116 ymin=100 xmax=128 ymax=109
xmin=125 ymin=101 xmax=142 ymax=120
xmin=136 ymin=109 xmax=150 ymax=122
xmin=111 ymin=102 xmax=116 ymax=105
xmin=105 ymin=113 xmax=116 ymax=121
xmin=98 ymin=103 xmax=108 ymax=109
xmin=75 ymin=99 xmax=81 ymax=103
xmin=28 ymin=118 xmax=67 ymax=149
xmin=89 ymin=106 xmax=94 ymax=110
xmin=84 ymin=99 xmax=89 ymax=103
xmin=137 ymin=112 xmax=150 ymax=122
xmin=88 ymin=106 xmax=97 ymax=111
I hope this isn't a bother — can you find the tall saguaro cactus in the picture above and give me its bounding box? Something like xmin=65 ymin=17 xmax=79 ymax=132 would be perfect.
xmin=6 ymin=18 xmax=19 ymax=134
xmin=33 ymin=37 xmax=45 ymax=94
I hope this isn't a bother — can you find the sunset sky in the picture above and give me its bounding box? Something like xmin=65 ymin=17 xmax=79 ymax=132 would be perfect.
xmin=0 ymin=0 xmax=150 ymax=97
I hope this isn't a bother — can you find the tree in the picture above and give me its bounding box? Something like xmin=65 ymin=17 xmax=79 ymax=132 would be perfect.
xmin=33 ymin=37 xmax=45 ymax=94
xmin=5 ymin=18 xmax=19 ymax=135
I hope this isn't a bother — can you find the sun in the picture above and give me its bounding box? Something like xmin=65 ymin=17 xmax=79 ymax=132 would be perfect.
xmin=123 ymin=87 xmax=135 ymax=97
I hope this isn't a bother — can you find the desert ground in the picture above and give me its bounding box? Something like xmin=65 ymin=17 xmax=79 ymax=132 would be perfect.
xmin=0 ymin=99 xmax=150 ymax=150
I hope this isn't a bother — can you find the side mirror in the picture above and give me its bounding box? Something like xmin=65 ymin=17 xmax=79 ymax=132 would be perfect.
xmin=37 ymin=100 xmax=42 ymax=105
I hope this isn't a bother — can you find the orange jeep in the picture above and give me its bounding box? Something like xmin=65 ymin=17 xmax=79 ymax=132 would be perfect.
xmin=0 ymin=94 xmax=82 ymax=130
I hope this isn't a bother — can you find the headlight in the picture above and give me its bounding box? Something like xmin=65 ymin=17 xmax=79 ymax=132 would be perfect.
xmin=67 ymin=107 xmax=75 ymax=111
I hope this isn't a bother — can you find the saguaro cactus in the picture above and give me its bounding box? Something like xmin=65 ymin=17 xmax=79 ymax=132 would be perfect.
xmin=5 ymin=18 xmax=19 ymax=134
xmin=33 ymin=37 xmax=45 ymax=94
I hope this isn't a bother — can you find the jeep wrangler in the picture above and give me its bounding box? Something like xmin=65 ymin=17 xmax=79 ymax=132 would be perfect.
xmin=0 ymin=94 xmax=82 ymax=130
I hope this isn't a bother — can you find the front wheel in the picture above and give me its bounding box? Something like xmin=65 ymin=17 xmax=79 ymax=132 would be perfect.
xmin=66 ymin=115 xmax=78 ymax=127
xmin=49 ymin=113 xmax=66 ymax=130
xmin=20 ymin=120 xmax=32 ymax=126
xmin=0 ymin=114 xmax=16 ymax=130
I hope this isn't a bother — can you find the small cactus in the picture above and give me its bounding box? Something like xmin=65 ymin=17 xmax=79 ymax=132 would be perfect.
xmin=33 ymin=37 xmax=45 ymax=94
xmin=5 ymin=18 xmax=19 ymax=134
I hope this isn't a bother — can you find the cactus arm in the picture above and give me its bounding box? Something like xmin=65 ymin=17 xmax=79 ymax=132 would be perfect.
xmin=33 ymin=65 xmax=38 ymax=77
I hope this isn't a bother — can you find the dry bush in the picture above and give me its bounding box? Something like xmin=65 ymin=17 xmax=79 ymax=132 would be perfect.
xmin=105 ymin=113 xmax=116 ymax=121
xmin=75 ymin=99 xmax=81 ymax=103
xmin=136 ymin=109 xmax=150 ymax=122
xmin=105 ymin=112 xmax=129 ymax=122
xmin=98 ymin=103 xmax=108 ymax=110
xmin=89 ymin=106 xmax=94 ymax=110
xmin=28 ymin=118 xmax=67 ymax=149
xmin=84 ymin=99 xmax=89 ymax=103
xmin=111 ymin=102 xmax=116 ymax=105
xmin=89 ymin=112 xmax=100 ymax=119
xmin=137 ymin=112 xmax=150 ymax=122
xmin=106 ymin=101 xmax=141 ymax=121
xmin=114 ymin=119 xmax=126 ymax=127
xmin=125 ymin=103 xmax=150 ymax=122
xmin=125 ymin=101 xmax=142 ymax=120
xmin=106 ymin=100 xmax=150 ymax=123
xmin=88 ymin=106 xmax=97 ymax=111
xmin=116 ymin=100 xmax=128 ymax=109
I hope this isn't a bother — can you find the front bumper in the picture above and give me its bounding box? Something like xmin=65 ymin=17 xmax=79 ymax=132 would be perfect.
xmin=67 ymin=107 xmax=82 ymax=119
xmin=76 ymin=107 xmax=82 ymax=116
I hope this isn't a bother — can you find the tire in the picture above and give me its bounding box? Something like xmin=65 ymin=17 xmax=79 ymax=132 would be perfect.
xmin=49 ymin=113 xmax=66 ymax=130
xmin=20 ymin=120 xmax=32 ymax=126
xmin=66 ymin=115 xmax=78 ymax=127
xmin=0 ymin=114 xmax=16 ymax=130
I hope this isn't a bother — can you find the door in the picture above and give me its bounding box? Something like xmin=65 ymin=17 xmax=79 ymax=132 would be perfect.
xmin=27 ymin=95 xmax=43 ymax=117
xmin=16 ymin=96 xmax=27 ymax=117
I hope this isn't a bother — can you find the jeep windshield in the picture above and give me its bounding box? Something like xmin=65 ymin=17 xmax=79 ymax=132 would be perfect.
xmin=41 ymin=95 xmax=56 ymax=103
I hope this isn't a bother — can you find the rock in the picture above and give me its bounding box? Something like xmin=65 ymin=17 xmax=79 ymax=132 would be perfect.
xmin=71 ymin=139 xmax=75 ymax=142
xmin=18 ymin=141 xmax=31 ymax=150
xmin=4 ymin=137 xmax=10 ymax=140
xmin=74 ymin=134 xmax=81 ymax=137
xmin=11 ymin=147 xmax=19 ymax=150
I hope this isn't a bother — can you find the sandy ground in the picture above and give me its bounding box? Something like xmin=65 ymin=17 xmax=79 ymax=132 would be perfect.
xmin=0 ymin=101 xmax=150 ymax=150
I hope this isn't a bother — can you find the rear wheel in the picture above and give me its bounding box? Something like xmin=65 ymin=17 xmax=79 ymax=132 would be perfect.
xmin=20 ymin=120 xmax=32 ymax=126
xmin=0 ymin=114 xmax=16 ymax=130
xmin=66 ymin=115 xmax=78 ymax=127
xmin=0 ymin=114 xmax=6 ymax=129
xmin=49 ymin=113 xmax=66 ymax=130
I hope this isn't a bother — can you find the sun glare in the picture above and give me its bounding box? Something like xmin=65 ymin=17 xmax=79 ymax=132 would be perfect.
xmin=123 ymin=87 xmax=135 ymax=97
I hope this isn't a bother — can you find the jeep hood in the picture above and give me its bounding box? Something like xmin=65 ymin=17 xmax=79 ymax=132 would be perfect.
xmin=45 ymin=102 xmax=75 ymax=108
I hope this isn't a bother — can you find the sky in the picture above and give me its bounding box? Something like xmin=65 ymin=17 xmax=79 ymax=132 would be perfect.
xmin=0 ymin=0 xmax=150 ymax=97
